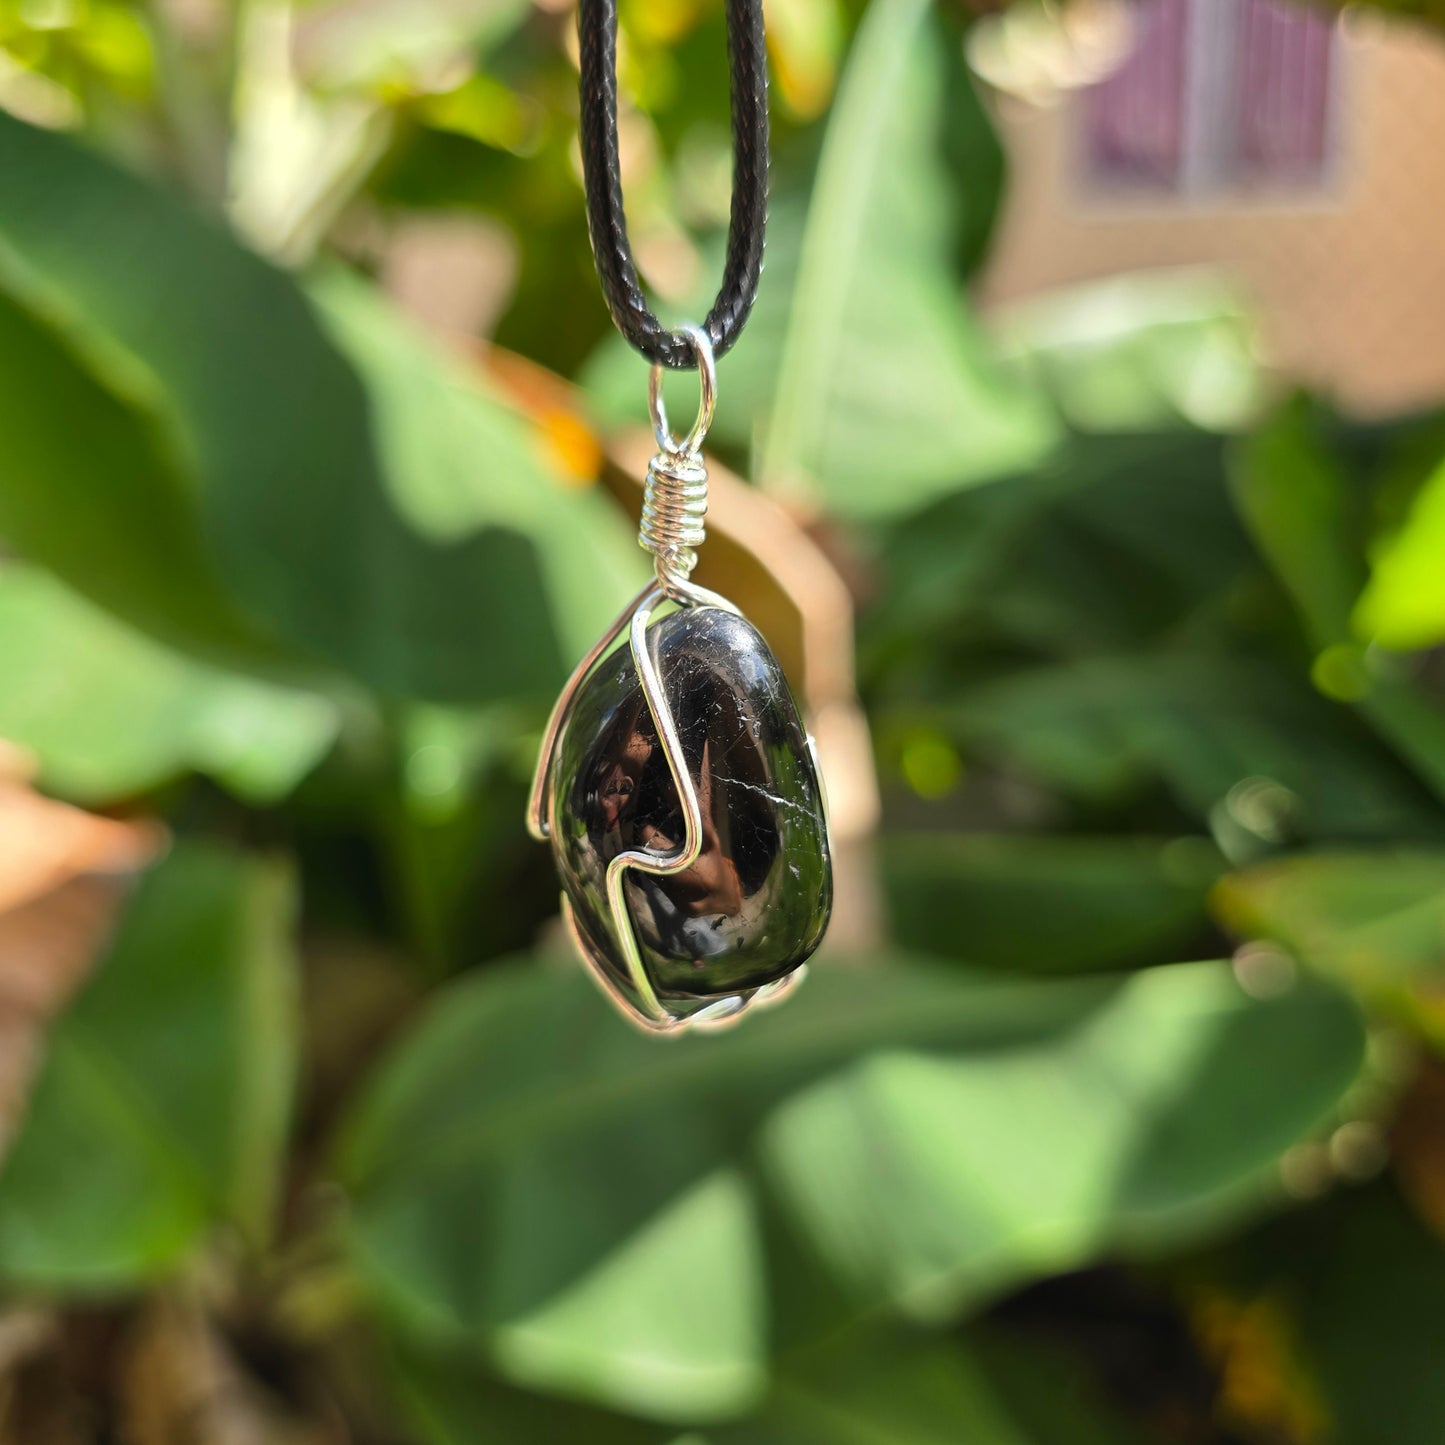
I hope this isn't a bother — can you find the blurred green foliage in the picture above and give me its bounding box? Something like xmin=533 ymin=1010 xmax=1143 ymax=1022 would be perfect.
xmin=0 ymin=0 xmax=1441 ymax=1441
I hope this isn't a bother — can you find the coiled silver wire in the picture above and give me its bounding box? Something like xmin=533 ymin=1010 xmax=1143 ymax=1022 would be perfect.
xmin=640 ymin=449 xmax=708 ymax=594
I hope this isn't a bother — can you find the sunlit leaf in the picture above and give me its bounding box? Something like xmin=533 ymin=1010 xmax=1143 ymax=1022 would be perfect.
xmin=0 ymin=844 xmax=299 ymax=1288
xmin=0 ymin=564 xmax=337 ymax=805
xmin=756 ymin=0 xmax=1057 ymax=517
xmin=758 ymin=961 xmax=1360 ymax=1324
xmin=764 ymin=0 xmax=845 ymax=120
xmin=488 ymin=1165 xmax=768 ymax=1421
xmin=228 ymin=1 xmax=395 ymax=264
xmin=994 ymin=270 xmax=1265 ymax=435
xmin=1231 ymin=403 xmax=1445 ymax=805
xmin=0 ymin=113 xmax=642 ymax=703
xmin=1214 ymin=851 xmax=1445 ymax=991
xmin=310 ymin=271 xmax=646 ymax=678
xmin=0 ymin=286 xmax=278 ymax=668
xmin=1355 ymin=455 xmax=1445 ymax=653
xmin=339 ymin=955 xmax=1361 ymax=1420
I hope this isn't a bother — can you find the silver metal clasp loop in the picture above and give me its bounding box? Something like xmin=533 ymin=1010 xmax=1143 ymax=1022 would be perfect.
xmin=648 ymin=324 xmax=717 ymax=457
xmin=641 ymin=323 xmax=716 ymax=599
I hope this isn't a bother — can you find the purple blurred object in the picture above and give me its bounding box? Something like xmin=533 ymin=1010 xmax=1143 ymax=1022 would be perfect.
xmin=1086 ymin=0 xmax=1337 ymax=193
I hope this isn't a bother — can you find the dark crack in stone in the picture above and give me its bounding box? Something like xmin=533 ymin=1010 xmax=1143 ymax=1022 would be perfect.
xmin=549 ymin=605 xmax=832 ymax=1011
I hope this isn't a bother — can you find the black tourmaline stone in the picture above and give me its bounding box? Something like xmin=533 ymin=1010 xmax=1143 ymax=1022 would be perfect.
xmin=549 ymin=605 xmax=831 ymax=1011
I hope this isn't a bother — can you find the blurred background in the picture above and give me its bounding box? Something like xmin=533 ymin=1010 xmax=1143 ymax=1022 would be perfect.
xmin=0 ymin=0 xmax=1443 ymax=1439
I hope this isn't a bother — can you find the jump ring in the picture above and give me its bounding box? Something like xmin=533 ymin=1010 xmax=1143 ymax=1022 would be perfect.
xmin=648 ymin=324 xmax=717 ymax=457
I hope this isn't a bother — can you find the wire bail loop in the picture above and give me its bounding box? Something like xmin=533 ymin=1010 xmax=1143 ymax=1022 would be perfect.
xmin=647 ymin=324 xmax=717 ymax=456
xmin=641 ymin=325 xmax=715 ymax=599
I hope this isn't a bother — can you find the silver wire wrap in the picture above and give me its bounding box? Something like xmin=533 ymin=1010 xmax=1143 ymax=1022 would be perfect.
xmin=528 ymin=323 xmax=810 ymax=1034
xmin=527 ymin=579 xmax=804 ymax=1035
xmin=642 ymin=325 xmax=716 ymax=599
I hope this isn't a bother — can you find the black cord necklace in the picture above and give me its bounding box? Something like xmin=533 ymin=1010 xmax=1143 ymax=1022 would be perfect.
xmin=576 ymin=0 xmax=769 ymax=368
xmin=526 ymin=0 xmax=831 ymax=1036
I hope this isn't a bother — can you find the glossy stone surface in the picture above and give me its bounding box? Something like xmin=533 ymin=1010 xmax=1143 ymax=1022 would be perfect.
xmin=549 ymin=605 xmax=831 ymax=1011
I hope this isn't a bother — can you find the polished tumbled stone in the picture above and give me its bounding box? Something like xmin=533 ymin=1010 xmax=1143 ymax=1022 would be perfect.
xmin=549 ymin=605 xmax=831 ymax=1012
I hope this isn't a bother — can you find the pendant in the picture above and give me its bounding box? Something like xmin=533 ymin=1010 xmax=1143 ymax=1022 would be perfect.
xmin=528 ymin=327 xmax=832 ymax=1034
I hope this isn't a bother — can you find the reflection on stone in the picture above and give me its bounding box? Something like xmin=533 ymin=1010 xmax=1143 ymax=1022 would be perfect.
xmin=549 ymin=606 xmax=831 ymax=1016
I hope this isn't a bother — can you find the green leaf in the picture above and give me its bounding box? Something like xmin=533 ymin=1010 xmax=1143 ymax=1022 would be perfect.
xmin=862 ymin=432 xmax=1253 ymax=674
xmin=711 ymin=1330 xmax=1055 ymax=1445
xmin=723 ymin=1325 xmax=1145 ymax=1445
xmin=309 ymin=271 xmax=646 ymax=685
xmin=1213 ymin=851 xmax=1445 ymax=991
xmin=0 ymin=282 xmax=277 ymax=667
xmin=1229 ymin=399 xmax=1364 ymax=647
xmin=1355 ymin=455 xmax=1445 ymax=652
xmin=882 ymin=834 xmax=1222 ymax=975
xmin=944 ymin=652 xmax=1441 ymax=841
xmin=1231 ymin=403 xmax=1445 ymax=805
xmin=758 ymin=962 xmax=1361 ymax=1324
xmin=0 ymin=563 xmax=337 ymax=805
xmin=389 ymin=1339 xmax=676 ymax=1445
xmin=339 ymin=963 xmax=774 ymax=1422
xmin=486 ymin=1165 xmax=768 ymax=1422
xmin=994 ymin=270 xmax=1265 ymax=435
xmin=756 ymin=0 xmax=1057 ymax=517
xmin=390 ymin=1325 xmax=1139 ymax=1445
xmin=0 ymin=113 xmax=642 ymax=703
xmin=1295 ymin=1187 xmax=1445 ymax=1445
xmin=0 ymin=843 xmax=299 ymax=1289
xmin=867 ymin=419 xmax=1445 ymax=841
xmin=339 ymin=955 xmax=1361 ymax=1421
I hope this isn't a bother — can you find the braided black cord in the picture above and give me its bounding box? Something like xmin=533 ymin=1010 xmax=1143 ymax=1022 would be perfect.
xmin=577 ymin=0 xmax=768 ymax=368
